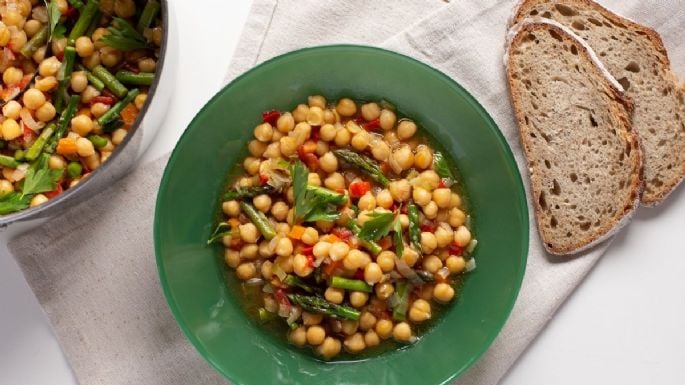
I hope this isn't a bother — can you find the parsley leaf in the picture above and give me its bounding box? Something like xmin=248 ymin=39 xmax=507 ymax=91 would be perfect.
xmin=292 ymin=160 xmax=344 ymax=222
xmin=291 ymin=160 xmax=309 ymax=220
xmin=393 ymin=212 xmax=404 ymax=257
xmin=46 ymin=0 xmax=61 ymax=42
xmin=358 ymin=211 xmax=395 ymax=242
xmin=433 ymin=151 xmax=456 ymax=185
xmin=0 ymin=193 xmax=31 ymax=215
xmin=100 ymin=17 xmax=151 ymax=51
xmin=207 ymin=222 xmax=231 ymax=245
xmin=22 ymin=167 xmax=62 ymax=197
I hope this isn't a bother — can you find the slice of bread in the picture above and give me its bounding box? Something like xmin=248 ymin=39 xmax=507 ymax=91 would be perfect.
xmin=511 ymin=0 xmax=685 ymax=206
xmin=506 ymin=19 xmax=643 ymax=255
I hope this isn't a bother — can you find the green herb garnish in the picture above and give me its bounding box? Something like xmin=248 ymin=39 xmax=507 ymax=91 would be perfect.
xmin=0 ymin=193 xmax=31 ymax=215
xmin=21 ymin=167 xmax=62 ymax=197
xmin=358 ymin=211 xmax=394 ymax=242
xmin=100 ymin=17 xmax=151 ymax=51
xmin=433 ymin=151 xmax=456 ymax=185
xmin=393 ymin=212 xmax=404 ymax=257
xmin=46 ymin=0 xmax=61 ymax=42
xmin=207 ymin=222 xmax=231 ymax=245
xmin=292 ymin=161 xmax=345 ymax=222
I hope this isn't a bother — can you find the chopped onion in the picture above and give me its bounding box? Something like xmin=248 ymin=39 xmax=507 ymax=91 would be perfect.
xmin=388 ymin=148 xmax=403 ymax=174
xmin=7 ymin=163 xmax=28 ymax=182
xmin=313 ymin=255 xmax=325 ymax=268
xmin=465 ymin=258 xmax=477 ymax=272
xmin=466 ymin=239 xmax=478 ymax=254
xmin=286 ymin=306 xmax=302 ymax=325
xmin=278 ymin=303 xmax=291 ymax=318
xmin=388 ymin=271 xmax=402 ymax=281
xmin=272 ymin=263 xmax=287 ymax=281
xmin=436 ymin=267 xmax=450 ymax=280
xmin=262 ymin=283 xmax=275 ymax=293
xmin=345 ymin=120 xmax=363 ymax=134
xmin=244 ymin=277 xmax=264 ymax=286
xmin=20 ymin=109 xmax=43 ymax=132
xmin=395 ymin=258 xmax=423 ymax=285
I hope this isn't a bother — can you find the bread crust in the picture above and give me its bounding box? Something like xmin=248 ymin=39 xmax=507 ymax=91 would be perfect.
xmin=511 ymin=0 xmax=685 ymax=207
xmin=505 ymin=20 xmax=643 ymax=255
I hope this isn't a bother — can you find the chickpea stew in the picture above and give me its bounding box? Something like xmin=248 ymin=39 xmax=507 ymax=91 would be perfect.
xmin=210 ymin=96 xmax=478 ymax=360
xmin=0 ymin=0 xmax=162 ymax=213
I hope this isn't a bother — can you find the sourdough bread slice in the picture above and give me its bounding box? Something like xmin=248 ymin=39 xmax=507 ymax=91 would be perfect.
xmin=506 ymin=20 xmax=642 ymax=255
xmin=511 ymin=0 xmax=685 ymax=206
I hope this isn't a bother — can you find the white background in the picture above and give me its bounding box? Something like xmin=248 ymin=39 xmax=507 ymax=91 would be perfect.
xmin=1 ymin=1 xmax=684 ymax=384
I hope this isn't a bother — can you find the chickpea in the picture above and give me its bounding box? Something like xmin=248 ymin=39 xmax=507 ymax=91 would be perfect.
xmin=402 ymin=247 xmax=419 ymax=267
xmin=301 ymin=312 xmax=323 ymax=326
xmin=293 ymin=253 xmax=314 ymax=277
xmin=360 ymin=102 xmax=381 ymax=121
xmin=433 ymin=282 xmax=455 ymax=302
xmin=275 ymin=223 xmax=290 ymax=235
xmin=276 ymin=136 xmax=295 ymax=157
xmin=240 ymin=244 xmax=258 ymax=260
xmin=23 ymin=88 xmax=46 ymax=110
xmin=286 ymin=187 xmax=294 ymax=204
xmin=289 ymin=326 xmax=307 ymax=346
xmin=388 ymin=179 xmax=411 ymax=202
xmin=307 ymin=172 xmax=321 ymax=187
xmin=100 ymin=46 xmax=122 ymax=67
xmin=359 ymin=311 xmax=377 ymax=331
xmin=375 ymin=251 xmax=395 ymax=272
xmin=399 ymin=214 xmax=409 ymax=229
xmin=3 ymin=10 xmax=23 ymax=27
xmin=74 ymin=36 xmax=94 ymax=57
xmin=423 ymin=201 xmax=438 ymax=219
xmin=351 ymin=130 xmax=370 ymax=151
xmin=275 ymin=237 xmax=293 ymax=257
xmin=344 ymin=332 xmax=366 ymax=353
xmin=347 ymin=292 xmax=367 ymax=308
xmin=393 ymin=322 xmax=413 ymax=342
xmin=397 ymin=120 xmax=418 ymax=140
xmin=318 ymin=152 xmax=338 ymax=173
xmin=419 ymin=283 xmax=435 ymax=301
xmin=449 ymin=208 xmax=466 ymax=227
xmin=89 ymin=102 xmax=110 ymax=119
xmin=238 ymin=223 xmax=258 ymax=244
xmin=306 ymin=106 xmax=324 ymax=126
xmin=24 ymin=20 xmax=42 ymax=37
xmin=111 ymin=128 xmax=127 ymax=145
xmin=260 ymin=245 xmax=275 ymax=262
xmin=435 ymin=224 xmax=454 ymax=248
xmin=414 ymin=145 xmax=433 ymax=169
xmin=275 ymin=112 xmax=294 ymax=133
xmin=262 ymin=142 xmax=280 ymax=159
xmin=32 ymin=46 xmax=46 ymax=63
xmin=409 ymin=299 xmax=432 ymax=323
xmin=319 ymin=123 xmax=337 ymax=142
xmin=307 ymin=95 xmax=326 ymax=108
xmin=0 ymin=180 xmax=13 ymax=196
xmin=364 ymin=262 xmax=383 ymax=284
xmin=311 ymin=242 xmax=330 ymax=259
xmin=51 ymin=37 xmax=67 ymax=57
xmin=71 ymin=115 xmax=94 ymax=136
xmin=342 ymin=248 xmax=364 ymax=269
xmin=363 ymin=330 xmax=380 ymax=348
xmin=2 ymin=101 xmax=21 ymax=119
xmin=324 ymin=172 xmax=345 ymax=191
xmin=292 ymin=104 xmax=309 ymax=123
xmin=378 ymin=109 xmax=397 ymax=131
xmin=30 ymin=194 xmax=49 ymax=208
xmin=323 ymin=109 xmax=338 ymax=124
xmin=35 ymin=102 xmax=56 ymax=122
xmin=375 ymin=319 xmax=394 ymax=339
xmin=450 ymin=192 xmax=462 ymax=208
xmin=150 ymin=26 xmax=163 ymax=46
xmin=291 ymin=122 xmax=311 ymax=145
xmin=0 ymin=22 xmax=9 ymax=46
xmin=412 ymin=187 xmax=432 ymax=207
xmin=422 ymin=255 xmax=443 ymax=273
xmin=82 ymin=51 xmax=101 ymax=69
xmin=334 ymin=127 xmax=351 ymax=147
xmin=236 ymin=262 xmax=256 ymax=280
xmin=356 ymin=191 xmax=376 ymax=211
xmin=247 ymin=139 xmax=266 ymax=157
xmin=274 ymin=255 xmax=294 ymax=274
xmin=324 ymin=287 xmax=344 ymax=304
xmin=70 ymin=71 xmax=88 ymax=93
xmin=446 ymin=256 xmax=466 ymax=273
xmin=418 ymin=232 xmax=436 ymax=254
xmin=2 ymin=67 xmax=22 ymax=86
xmin=374 ymin=282 xmax=394 ymax=300
xmin=80 ymin=85 xmax=100 ymax=104
xmin=297 ymin=227 xmax=317 ymax=246
xmin=454 ymin=226 xmax=472 ymax=247
xmin=138 ymin=57 xmax=156 ymax=72
xmin=336 ymin=98 xmax=357 ymax=117
xmin=306 ymin=325 xmax=326 ymax=346
xmin=392 ymin=144 xmax=414 ymax=171
xmin=270 ymin=201 xmax=289 ymax=221
xmin=252 ymin=194 xmax=271 ymax=213
xmin=317 ymin=337 xmax=342 ymax=359
xmin=9 ymin=29 xmax=27 ymax=51
xmin=370 ymin=139 xmax=390 ymax=162
xmin=254 ymin=123 xmax=273 ymax=142
xmin=432 ymin=188 xmax=451 ymax=209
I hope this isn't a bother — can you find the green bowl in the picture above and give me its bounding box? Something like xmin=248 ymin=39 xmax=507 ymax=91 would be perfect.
xmin=155 ymin=45 xmax=528 ymax=385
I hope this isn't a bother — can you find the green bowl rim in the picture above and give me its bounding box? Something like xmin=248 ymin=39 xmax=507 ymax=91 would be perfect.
xmin=154 ymin=44 xmax=529 ymax=385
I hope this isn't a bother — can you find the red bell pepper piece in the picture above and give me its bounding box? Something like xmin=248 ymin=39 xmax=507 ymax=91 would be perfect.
xmin=363 ymin=118 xmax=380 ymax=130
xmin=262 ymin=110 xmax=281 ymax=126
xmin=91 ymin=96 xmax=115 ymax=105
xmin=332 ymin=227 xmax=353 ymax=242
xmin=349 ymin=180 xmax=371 ymax=198
xmin=44 ymin=184 xmax=63 ymax=199
xmin=259 ymin=173 xmax=269 ymax=185
xmin=448 ymin=242 xmax=464 ymax=256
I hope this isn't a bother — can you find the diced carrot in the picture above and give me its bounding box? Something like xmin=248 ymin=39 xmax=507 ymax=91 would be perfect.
xmin=322 ymin=234 xmax=341 ymax=243
xmin=323 ymin=259 xmax=343 ymax=276
xmin=378 ymin=236 xmax=392 ymax=250
xmin=120 ymin=103 xmax=139 ymax=128
xmin=56 ymin=138 xmax=78 ymax=155
xmin=288 ymin=225 xmax=306 ymax=240
xmin=228 ymin=218 xmax=241 ymax=229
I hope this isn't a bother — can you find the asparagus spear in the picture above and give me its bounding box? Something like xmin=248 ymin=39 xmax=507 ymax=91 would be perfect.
xmin=283 ymin=275 xmax=315 ymax=293
xmin=305 ymin=185 xmax=346 ymax=205
xmin=54 ymin=46 xmax=76 ymax=111
xmin=239 ymin=201 xmax=276 ymax=240
xmin=392 ymin=281 xmax=410 ymax=321
xmin=97 ymin=88 xmax=139 ymax=126
xmin=115 ymin=71 xmax=155 ymax=86
xmin=287 ymin=294 xmax=360 ymax=321
xmin=68 ymin=0 xmax=100 ymax=44
xmin=78 ymin=65 xmax=105 ymax=91
xmin=45 ymin=95 xmax=81 ymax=154
xmin=407 ymin=203 xmax=422 ymax=254
xmin=137 ymin=0 xmax=161 ymax=33
xmin=20 ymin=25 xmax=49 ymax=58
xmin=333 ymin=149 xmax=389 ymax=186
xmin=92 ymin=65 xmax=128 ymax=98
xmin=224 ymin=185 xmax=279 ymax=201
xmin=25 ymin=123 xmax=55 ymax=161
xmin=0 ymin=155 xmax=19 ymax=169
xmin=346 ymin=220 xmax=382 ymax=256
xmin=330 ymin=276 xmax=372 ymax=293
xmin=67 ymin=0 xmax=84 ymax=9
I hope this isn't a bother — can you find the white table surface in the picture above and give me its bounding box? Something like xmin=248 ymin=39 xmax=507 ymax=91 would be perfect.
xmin=1 ymin=1 xmax=684 ymax=384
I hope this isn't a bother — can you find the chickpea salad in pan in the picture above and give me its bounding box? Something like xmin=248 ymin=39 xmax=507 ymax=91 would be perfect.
xmin=209 ymin=96 xmax=478 ymax=360
xmin=0 ymin=0 xmax=162 ymax=214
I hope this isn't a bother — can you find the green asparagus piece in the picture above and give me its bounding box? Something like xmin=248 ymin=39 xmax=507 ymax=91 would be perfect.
xmin=25 ymin=123 xmax=55 ymax=161
xmin=305 ymin=185 xmax=346 ymax=205
xmin=68 ymin=0 xmax=100 ymax=44
xmin=330 ymin=276 xmax=372 ymax=293
xmin=46 ymin=95 xmax=81 ymax=154
xmin=137 ymin=0 xmax=161 ymax=33
xmin=67 ymin=0 xmax=84 ymax=9
xmin=258 ymin=307 xmax=277 ymax=323
xmin=54 ymin=46 xmax=76 ymax=111
xmin=20 ymin=25 xmax=49 ymax=58
xmin=333 ymin=149 xmax=389 ymax=186
xmin=84 ymin=9 xmax=102 ymax=37
xmin=115 ymin=71 xmax=155 ymax=86
xmin=0 ymin=155 xmax=19 ymax=169
xmin=87 ymin=135 xmax=108 ymax=149
xmin=239 ymin=201 xmax=276 ymax=240
xmin=66 ymin=162 xmax=82 ymax=178
xmin=14 ymin=150 xmax=25 ymax=161
xmin=407 ymin=203 xmax=422 ymax=254
xmin=346 ymin=220 xmax=382 ymax=256
xmin=92 ymin=65 xmax=128 ymax=98
xmin=78 ymin=66 xmax=105 ymax=91
xmin=287 ymin=294 xmax=360 ymax=321
xmin=392 ymin=281 xmax=410 ymax=321
xmin=97 ymin=88 xmax=139 ymax=126
xmin=283 ymin=275 xmax=315 ymax=293
xmin=223 ymin=185 xmax=279 ymax=201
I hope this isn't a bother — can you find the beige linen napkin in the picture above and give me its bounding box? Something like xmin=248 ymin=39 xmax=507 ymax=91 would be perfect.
xmin=9 ymin=0 xmax=685 ymax=384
